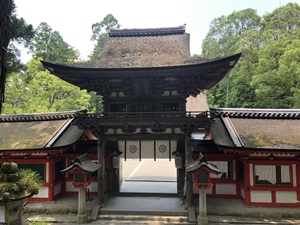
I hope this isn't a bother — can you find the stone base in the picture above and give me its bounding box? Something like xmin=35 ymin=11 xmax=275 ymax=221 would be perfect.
xmin=0 ymin=200 xmax=23 ymax=225
xmin=77 ymin=214 xmax=88 ymax=224
xmin=198 ymin=215 xmax=208 ymax=225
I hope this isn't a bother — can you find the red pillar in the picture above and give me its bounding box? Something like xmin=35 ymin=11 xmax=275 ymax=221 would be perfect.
xmin=243 ymin=161 xmax=251 ymax=205
xmin=297 ymin=162 xmax=300 ymax=205
xmin=97 ymin=136 xmax=105 ymax=204
xmin=48 ymin=159 xmax=55 ymax=201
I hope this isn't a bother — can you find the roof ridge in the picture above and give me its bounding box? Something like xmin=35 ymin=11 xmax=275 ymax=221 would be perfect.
xmin=0 ymin=110 xmax=86 ymax=122
xmin=211 ymin=108 xmax=300 ymax=119
xmin=108 ymin=25 xmax=186 ymax=37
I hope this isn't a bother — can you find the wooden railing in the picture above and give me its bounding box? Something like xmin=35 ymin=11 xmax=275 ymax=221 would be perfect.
xmin=76 ymin=111 xmax=210 ymax=120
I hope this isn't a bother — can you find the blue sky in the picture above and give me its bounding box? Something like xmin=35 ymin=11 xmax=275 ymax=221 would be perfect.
xmin=14 ymin=0 xmax=300 ymax=61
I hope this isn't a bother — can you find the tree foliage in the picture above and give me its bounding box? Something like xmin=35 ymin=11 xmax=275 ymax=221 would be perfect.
xmin=3 ymin=58 xmax=91 ymax=114
xmin=30 ymin=22 xmax=79 ymax=63
xmin=89 ymin=14 xmax=120 ymax=60
xmin=0 ymin=0 xmax=13 ymax=113
xmin=7 ymin=2 xmax=35 ymax=73
xmin=203 ymin=3 xmax=300 ymax=109
xmin=3 ymin=20 xmax=103 ymax=114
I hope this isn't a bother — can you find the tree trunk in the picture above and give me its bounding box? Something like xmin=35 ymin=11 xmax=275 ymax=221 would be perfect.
xmin=0 ymin=0 xmax=13 ymax=113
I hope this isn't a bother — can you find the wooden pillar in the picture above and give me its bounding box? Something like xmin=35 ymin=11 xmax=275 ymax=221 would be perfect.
xmin=275 ymin=165 xmax=282 ymax=184
xmin=296 ymin=162 xmax=300 ymax=205
xmin=97 ymin=135 xmax=105 ymax=204
xmin=48 ymin=159 xmax=55 ymax=201
xmin=185 ymin=134 xmax=193 ymax=206
xmin=243 ymin=161 xmax=251 ymax=205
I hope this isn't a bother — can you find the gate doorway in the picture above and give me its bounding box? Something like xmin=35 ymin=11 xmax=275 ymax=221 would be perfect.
xmin=118 ymin=140 xmax=178 ymax=194
xmin=120 ymin=158 xmax=177 ymax=194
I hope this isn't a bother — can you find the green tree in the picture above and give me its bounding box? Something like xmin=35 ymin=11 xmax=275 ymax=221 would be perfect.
xmin=251 ymin=35 xmax=300 ymax=108
xmin=87 ymin=91 xmax=103 ymax=113
xmin=3 ymin=58 xmax=91 ymax=113
xmin=279 ymin=39 xmax=300 ymax=108
xmin=89 ymin=14 xmax=120 ymax=60
xmin=203 ymin=4 xmax=300 ymax=108
xmin=202 ymin=8 xmax=261 ymax=58
xmin=261 ymin=3 xmax=300 ymax=35
xmin=202 ymin=9 xmax=261 ymax=107
xmin=0 ymin=0 xmax=13 ymax=113
xmin=226 ymin=30 xmax=261 ymax=108
xmin=1 ymin=71 xmax=29 ymax=114
xmin=1 ymin=1 xmax=34 ymax=113
xmin=250 ymin=3 xmax=300 ymax=108
xmin=8 ymin=3 xmax=35 ymax=73
xmin=30 ymin=22 xmax=79 ymax=63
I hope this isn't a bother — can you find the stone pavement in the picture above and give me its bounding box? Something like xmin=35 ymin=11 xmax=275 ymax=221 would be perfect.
xmin=24 ymin=195 xmax=300 ymax=224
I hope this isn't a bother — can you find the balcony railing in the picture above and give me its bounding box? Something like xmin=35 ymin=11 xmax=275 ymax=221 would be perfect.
xmin=76 ymin=111 xmax=210 ymax=120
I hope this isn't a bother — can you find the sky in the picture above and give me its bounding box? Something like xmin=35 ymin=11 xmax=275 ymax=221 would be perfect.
xmin=14 ymin=0 xmax=300 ymax=62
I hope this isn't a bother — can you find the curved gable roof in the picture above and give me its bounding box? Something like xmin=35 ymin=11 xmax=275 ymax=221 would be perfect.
xmin=0 ymin=111 xmax=85 ymax=151
xmin=210 ymin=108 xmax=300 ymax=151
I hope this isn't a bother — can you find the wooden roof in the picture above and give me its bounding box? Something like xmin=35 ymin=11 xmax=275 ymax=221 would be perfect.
xmin=0 ymin=111 xmax=84 ymax=151
xmin=210 ymin=108 xmax=300 ymax=152
xmin=108 ymin=26 xmax=186 ymax=37
xmin=186 ymin=154 xmax=221 ymax=174
xmin=69 ymin=26 xmax=194 ymax=68
xmin=61 ymin=153 xmax=99 ymax=173
xmin=42 ymin=53 xmax=241 ymax=97
xmin=42 ymin=26 xmax=241 ymax=96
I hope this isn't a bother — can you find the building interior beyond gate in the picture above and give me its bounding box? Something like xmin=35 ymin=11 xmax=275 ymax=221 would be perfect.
xmin=120 ymin=158 xmax=177 ymax=194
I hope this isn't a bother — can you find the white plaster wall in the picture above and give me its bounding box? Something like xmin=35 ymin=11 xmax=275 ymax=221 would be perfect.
xmin=118 ymin=140 xmax=176 ymax=159
xmin=32 ymin=187 xmax=48 ymax=198
xmin=240 ymin=187 xmax=245 ymax=199
xmin=54 ymin=183 xmax=61 ymax=196
xmin=192 ymin=186 xmax=212 ymax=194
xmin=87 ymin=181 xmax=98 ymax=192
xmin=216 ymin=183 xmax=236 ymax=195
xmin=250 ymin=190 xmax=272 ymax=203
xmin=125 ymin=140 xmax=140 ymax=159
xmin=116 ymin=128 xmax=124 ymax=134
xmin=106 ymin=128 xmax=114 ymax=134
xmin=276 ymin=191 xmax=297 ymax=203
xmin=142 ymin=141 xmax=154 ymax=158
xmin=156 ymin=140 xmax=176 ymax=159
xmin=66 ymin=182 xmax=77 ymax=192
xmin=174 ymin=128 xmax=183 ymax=134
xmin=163 ymin=128 xmax=172 ymax=134
xmin=206 ymin=187 xmax=212 ymax=194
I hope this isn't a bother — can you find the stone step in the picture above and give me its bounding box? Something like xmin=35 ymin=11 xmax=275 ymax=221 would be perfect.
xmin=100 ymin=209 xmax=187 ymax=216
xmin=98 ymin=214 xmax=195 ymax=224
